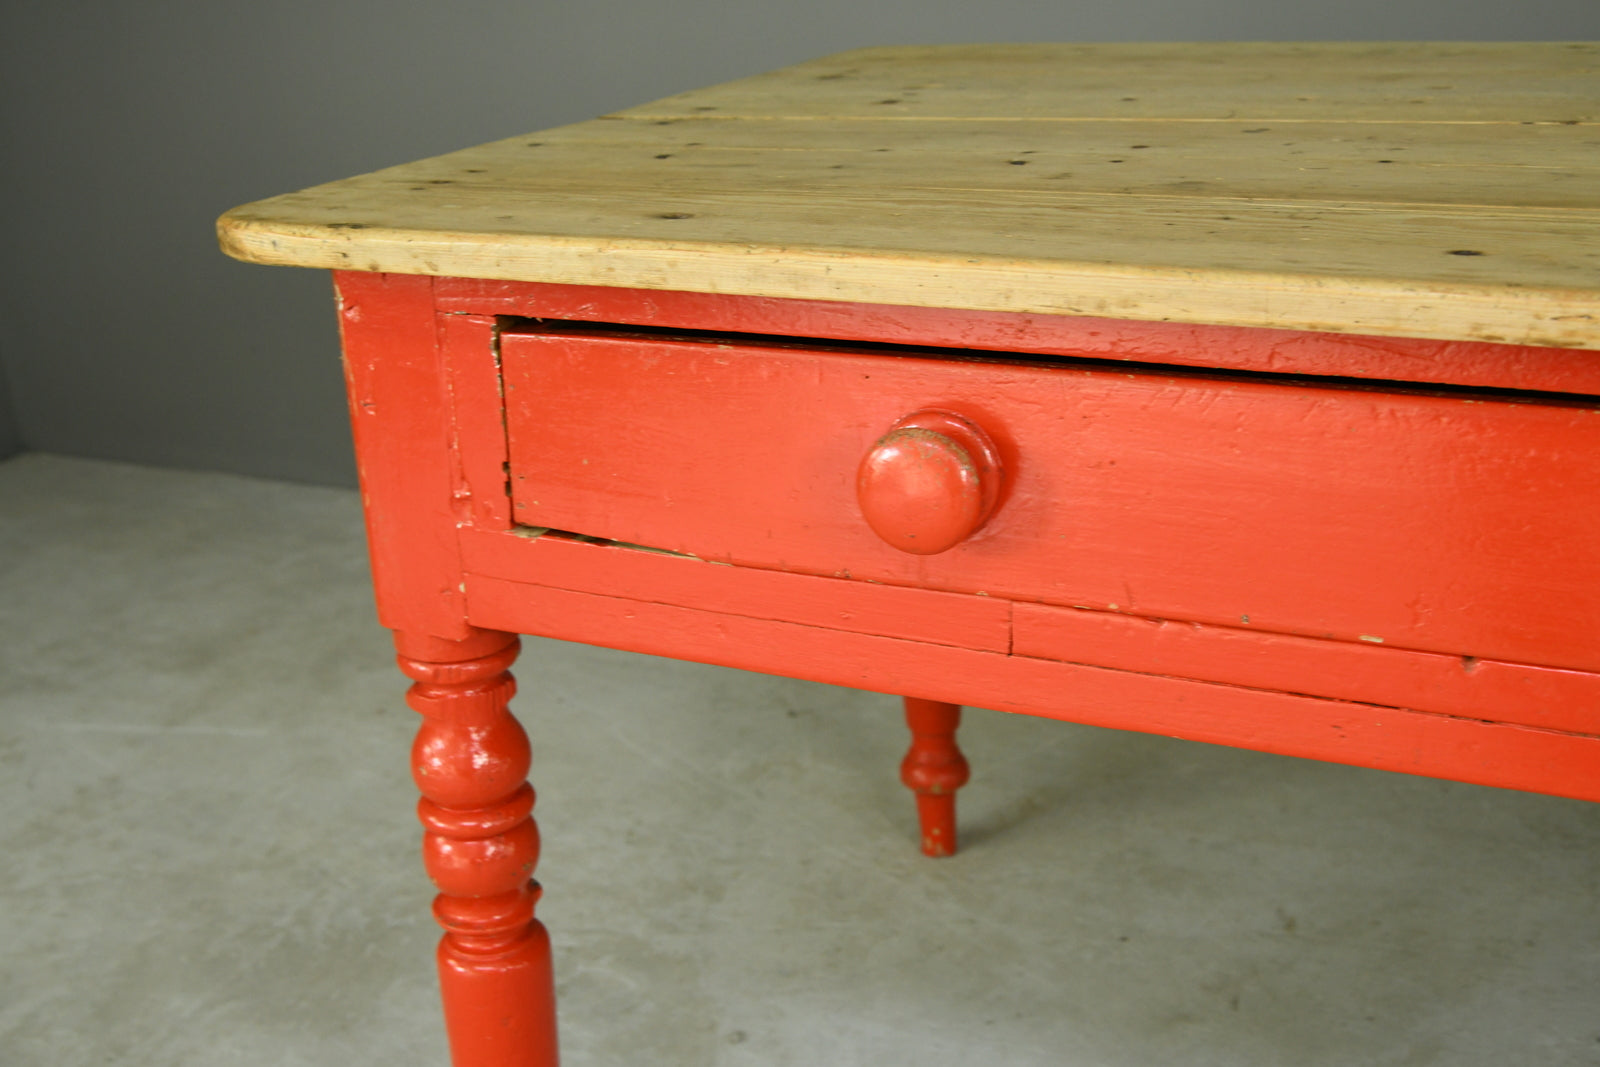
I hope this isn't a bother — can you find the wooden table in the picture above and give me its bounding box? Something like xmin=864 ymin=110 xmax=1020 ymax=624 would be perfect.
xmin=219 ymin=43 xmax=1600 ymax=1066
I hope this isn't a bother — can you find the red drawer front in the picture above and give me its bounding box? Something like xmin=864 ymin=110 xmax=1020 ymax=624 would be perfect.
xmin=501 ymin=329 xmax=1600 ymax=672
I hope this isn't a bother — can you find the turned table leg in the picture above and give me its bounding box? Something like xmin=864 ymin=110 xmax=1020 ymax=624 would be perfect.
xmin=395 ymin=628 xmax=559 ymax=1067
xmin=900 ymin=698 xmax=971 ymax=857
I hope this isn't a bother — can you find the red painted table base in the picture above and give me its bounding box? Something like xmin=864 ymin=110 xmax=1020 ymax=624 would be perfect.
xmin=331 ymin=272 xmax=1600 ymax=1067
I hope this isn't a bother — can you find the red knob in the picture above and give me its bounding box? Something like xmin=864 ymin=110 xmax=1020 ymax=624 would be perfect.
xmin=857 ymin=410 xmax=1002 ymax=555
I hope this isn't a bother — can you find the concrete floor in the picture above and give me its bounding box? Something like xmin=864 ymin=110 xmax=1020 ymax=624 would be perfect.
xmin=2 ymin=452 xmax=1598 ymax=1066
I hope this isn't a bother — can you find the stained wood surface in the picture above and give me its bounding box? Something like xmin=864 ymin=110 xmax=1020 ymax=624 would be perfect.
xmin=220 ymin=43 xmax=1600 ymax=349
xmin=500 ymin=328 xmax=1600 ymax=672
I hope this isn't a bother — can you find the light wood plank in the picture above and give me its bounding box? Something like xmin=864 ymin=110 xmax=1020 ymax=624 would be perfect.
xmin=219 ymin=43 xmax=1600 ymax=349
xmin=620 ymin=42 xmax=1600 ymax=124
xmin=333 ymin=118 xmax=1600 ymax=210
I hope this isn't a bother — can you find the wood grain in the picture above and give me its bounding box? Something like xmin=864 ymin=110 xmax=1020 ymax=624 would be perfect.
xmin=219 ymin=44 xmax=1600 ymax=350
xmin=621 ymin=43 xmax=1600 ymax=124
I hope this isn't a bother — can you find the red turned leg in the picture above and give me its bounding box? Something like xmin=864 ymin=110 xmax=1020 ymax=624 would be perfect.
xmin=899 ymin=698 xmax=970 ymax=857
xmin=396 ymin=628 xmax=558 ymax=1067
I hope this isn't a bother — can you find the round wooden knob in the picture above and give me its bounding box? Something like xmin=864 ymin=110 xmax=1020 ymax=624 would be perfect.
xmin=857 ymin=410 xmax=1002 ymax=555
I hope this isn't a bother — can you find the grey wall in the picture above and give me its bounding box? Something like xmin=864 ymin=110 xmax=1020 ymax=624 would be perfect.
xmin=0 ymin=355 xmax=20 ymax=463
xmin=2 ymin=1 xmax=1596 ymax=487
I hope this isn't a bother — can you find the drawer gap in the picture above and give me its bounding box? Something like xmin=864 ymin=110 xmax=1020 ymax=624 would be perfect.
xmin=499 ymin=316 xmax=1600 ymax=403
xmin=512 ymin=525 xmax=705 ymax=561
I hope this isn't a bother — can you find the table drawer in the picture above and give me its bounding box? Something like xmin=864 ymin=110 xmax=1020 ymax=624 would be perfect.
xmin=501 ymin=327 xmax=1600 ymax=671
